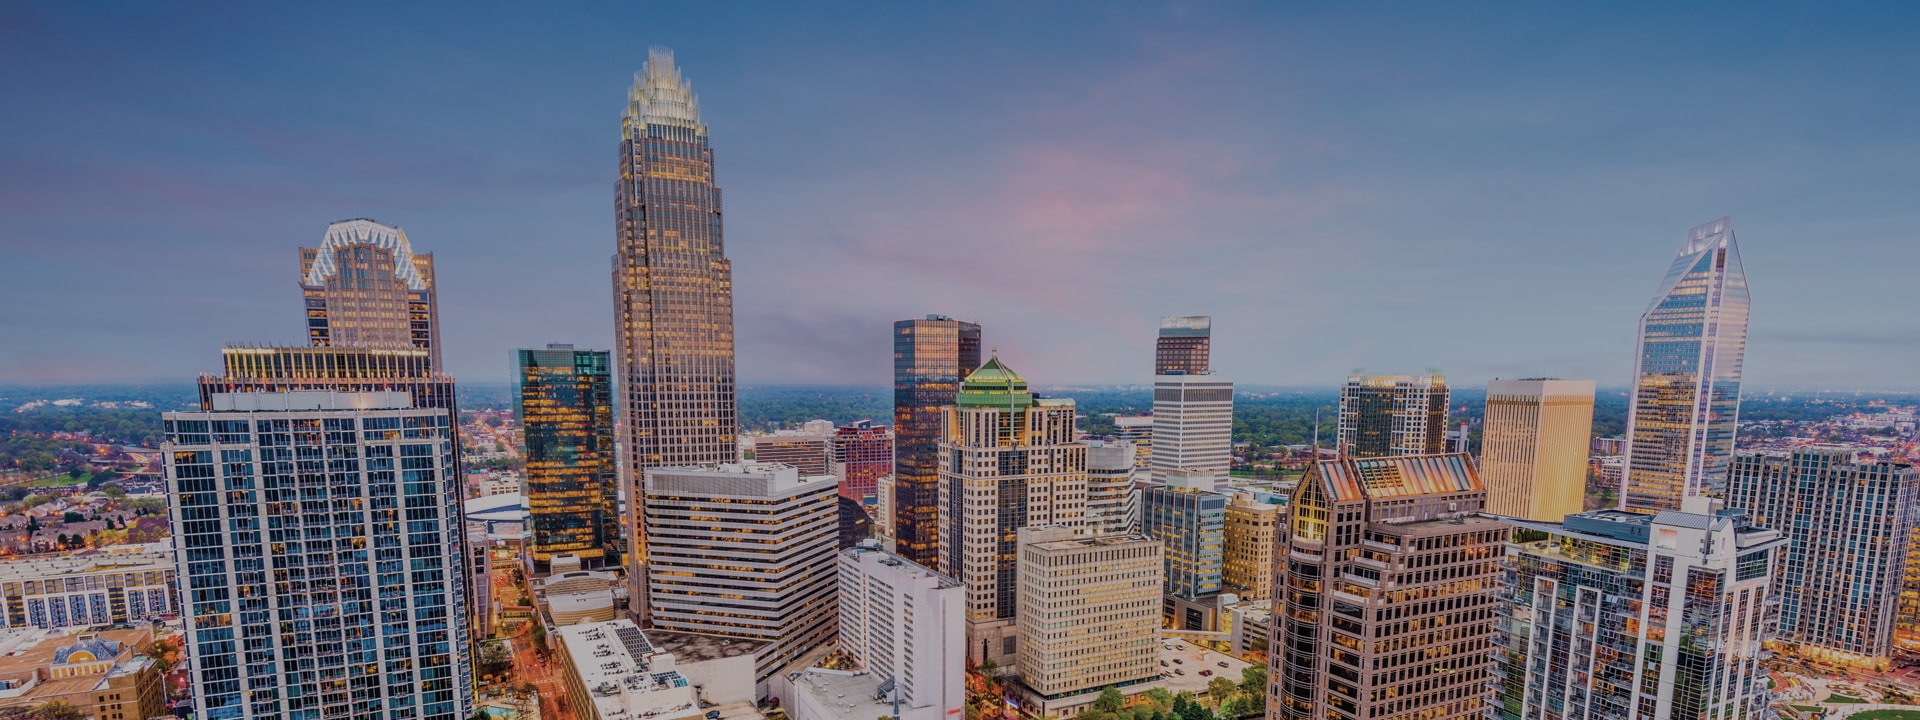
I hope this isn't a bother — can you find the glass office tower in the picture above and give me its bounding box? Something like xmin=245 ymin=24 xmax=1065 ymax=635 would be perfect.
xmin=1620 ymin=218 xmax=1749 ymax=513
xmin=892 ymin=315 xmax=981 ymax=568
xmin=514 ymin=345 xmax=617 ymax=571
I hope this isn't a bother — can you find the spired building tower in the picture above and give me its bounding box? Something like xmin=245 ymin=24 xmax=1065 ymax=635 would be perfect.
xmin=1620 ymin=218 xmax=1749 ymax=513
xmin=612 ymin=48 xmax=738 ymax=611
xmin=300 ymin=218 xmax=441 ymax=369
xmin=893 ymin=315 xmax=983 ymax=568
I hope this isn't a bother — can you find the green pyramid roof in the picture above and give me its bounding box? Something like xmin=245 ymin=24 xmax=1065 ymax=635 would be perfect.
xmin=958 ymin=352 xmax=1033 ymax=410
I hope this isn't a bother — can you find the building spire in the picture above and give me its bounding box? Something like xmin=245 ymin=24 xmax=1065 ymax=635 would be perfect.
xmin=623 ymin=46 xmax=706 ymax=139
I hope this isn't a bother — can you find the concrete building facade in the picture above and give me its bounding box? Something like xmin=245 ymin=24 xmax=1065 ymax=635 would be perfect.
xmin=1481 ymin=379 xmax=1596 ymax=522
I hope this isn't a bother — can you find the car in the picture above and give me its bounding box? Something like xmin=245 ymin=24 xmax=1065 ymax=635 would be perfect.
xmin=1160 ymin=661 xmax=1169 ymax=667
xmin=1200 ymin=670 xmax=1212 ymax=677
xmin=1175 ymin=669 xmax=1185 ymax=675
xmin=1218 ymin=661 xmax=1230 ymax=668
xmin=1173 ymin=659 xmax=1183 ymax=664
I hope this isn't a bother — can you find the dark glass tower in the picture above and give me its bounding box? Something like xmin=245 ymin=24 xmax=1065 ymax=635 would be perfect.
xmin=514 ymin=345 xmax=618 ymax=571
xmin=612 ymin=48 xmax=738 ymax=612
xmin=891 ymin=315 xmax=981 ymax=568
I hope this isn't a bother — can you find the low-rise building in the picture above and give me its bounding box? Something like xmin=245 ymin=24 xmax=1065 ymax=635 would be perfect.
xmin=554 ymin=620 xmax=701 ymax=720
xmin=540 ymin=569 xmax=620 ymax=627
xmin=837 ymin=541 xmax=964 ymax=717
xmin=0 ymin=549 xmax=176 ymax=630
xmin=0 ymin=627 xmax=166 ymax=720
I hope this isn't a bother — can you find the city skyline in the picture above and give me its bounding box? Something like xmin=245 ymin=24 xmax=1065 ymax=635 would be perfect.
xmin=5 ymin=5 xmax=1919 ymax=389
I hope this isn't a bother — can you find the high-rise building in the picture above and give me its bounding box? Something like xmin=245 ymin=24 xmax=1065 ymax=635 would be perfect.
xmin=1904 ymin=520 xmax=1920 ymax=650
xmin=642 ymin=463 xmax=837 ymax=686
xmin=750 ymin=433 xmax=830 ymax=475
xmin=937 ymin=354 xmax=1086 ymax=667
xmin=1150 ymin=373 xmax=1234 ymax=482
xmin=199 ymin=345 xmax=456 ymax=414
xmin=1620 ymin=218 xmax=1750 ymax=513
xmin=837 ymin=542 xmax=965 ymax=718
xmin=1268 ymin=453 xmax=1504 ymax=720
xmin=1154 ymin=315 xmax=1212 ymax=375
xmin=1222 ymin=490 xmax=1279 ymax=600
xmin=836 ymin=495 xmax=873 ymax=550
xmin=299 ymin=218 xmax=442 ymax=368
xmin=1140 ymin=471 xmax=1225 ymax=605
xmin=1728 ymin=449 xmax=1916 ymax=669
xmin=1013 ymin=526 xmax=1162 ymax=718
xmin=1481 ymin=379 xmax=1595 ymax=521
xmin=1085 ymin=439 xmax=1138 ymax=535
xmin=1111 ymin=415 xmax=1154 ymax=468
xmin=893 ymin=315 xmax=982 ymax=567
xmin=1337 ymin=372 xmax=1450 ymax=458
xmin=1494 ymin=503 xmax=1787 ymax=720
xmin=613 ymin=48 xmax=740 ymax=616
xmin=166 ymin=391 xmax=473 ymax=720
xmin=514 ymin=344 xmax=618 ymax=571
xmin=829 ymin=420 xmax=893 ymax=504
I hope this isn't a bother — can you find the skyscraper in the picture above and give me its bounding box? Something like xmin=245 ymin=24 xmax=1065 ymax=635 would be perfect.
xmin=1620 ymin=217 xmax=1749 ymax=513
xmin=514 ymin=344 xmax=618 ymax=571
xmin=1481 ymin=379 xmax=1595 ymax=521
xmin=613 ymin=48 xmax=740 ymax=612
xmin=1140 ymin=471 xmax=1225 ymax=611
xmin=829 ymin=420 xmax=892 ymax=505
xmin=166 ymin=391 xmax=473 ymax=720
xmin=1267 ymin=453 xmax=1504 ymax=720
xmin=937 ymin=354 xmax=1086 ymax=667
xmin=642 ymin=463 xmax=838 ymax=687
xmin=1154 ymin=315 xmax=1212 ymax=375
xmin=1728 ymin=449 xmax=1916 ymax=669
xmin=1494 ymin=504 xmax=1786 ymax=720
xmin=893 ymin=315 xmax=982 ymax=567
xmin=199 ymin=346 xmax=455 ymax=414
xmin=1337 ymin=372 xmax=1449 ymax=458
xmin=1085 ymin=439 xmax=1137 ymax=535
xmin=1222 ymin=490 xmax=1279 ymax=600
xmin=300 ymin=218 xmax=441 ymax=368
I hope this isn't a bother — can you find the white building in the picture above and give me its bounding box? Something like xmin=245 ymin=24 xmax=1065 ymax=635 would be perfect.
xmin=1150 ymin=374 xmax=1234 ymax=483
xmin=0 ymin=549 xmax=176 ymax=630
xmin=164 ymin=391 xmax=473 ymax=720
xmin=832 ymin=541 xmax=965 ymax=719
xmin=644 ymin=463 xmax=839 ymax=688
xmin=1085 ymin=439 xmax=1138 ymax=535
xmin=554 ymin=620 xmax=702 ymax=720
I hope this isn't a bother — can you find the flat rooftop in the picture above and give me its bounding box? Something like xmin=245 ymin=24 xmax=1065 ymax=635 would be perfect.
xmin=648 ymin=630 xmax=767 ymax=663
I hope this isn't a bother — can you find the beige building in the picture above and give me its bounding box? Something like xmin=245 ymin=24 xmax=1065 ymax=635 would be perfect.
xmin=554 ymin=620 xmax=703 ymax=720
xmin=1222 ymin=491 xmax=1279 ymax=600
xmin=1481 ymin=379 xmax=1594 ymax=521
xmin=1014 ymin=527 xmax=1161 ymax=707
xmin=539 ymin=568 xmax=619 ymax=626
xmin=937 ymin=356 xmax=1088 ymax=667
xmin=749 ymin=434 xmax=830 ymax=475
xmin=299 ymin=218 xmax=442 ymax=367
xmin=0 ymin=627 xmax=166 ymax=720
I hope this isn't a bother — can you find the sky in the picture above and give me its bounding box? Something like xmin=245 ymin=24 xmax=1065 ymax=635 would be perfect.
xmin=2 ymin=2 xmax=1917 ymax=389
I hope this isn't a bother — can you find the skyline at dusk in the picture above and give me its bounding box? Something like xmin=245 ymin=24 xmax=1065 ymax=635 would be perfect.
xmin=4 ymin=3 xmax=1918 ymax=388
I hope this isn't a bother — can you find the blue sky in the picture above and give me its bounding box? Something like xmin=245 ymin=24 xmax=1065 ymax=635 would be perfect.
xmin=2 ymin=2 xmax=1916 ymax=388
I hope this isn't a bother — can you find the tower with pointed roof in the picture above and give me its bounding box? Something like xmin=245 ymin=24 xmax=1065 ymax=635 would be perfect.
xmin=612 ymin=47 xmax=739 ymax=619
xmin=1620 ymin=218 xmax=1749 ymax=513
xmin=937 ymin=353 xmax=1088 ymax=667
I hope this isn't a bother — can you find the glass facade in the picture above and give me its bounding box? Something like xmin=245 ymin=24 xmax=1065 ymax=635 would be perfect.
xmin=1140 ymin=486 xmax=1225 ymax=601
xmin=1338 ymin=373 xmax=1449 ymax=459
xmin=1621 ymin=218 xmax=1749 ymax=513
xmin=892 ymin=315 xmax=981 ymax=568
xmin=514 ymin=346 xmax=617 ymax=570
xmin=299 ymin=218 xmax=441 ymax=369
xmin=165 ymin=400 xmax=472 ymax=720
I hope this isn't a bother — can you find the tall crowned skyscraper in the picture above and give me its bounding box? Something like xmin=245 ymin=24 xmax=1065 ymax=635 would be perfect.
xmin=1620 ymin=218 xmax=1749 ymax=513
xmin=613 ymin=48 xmax=738 ymax=611
xmin=893 ymin=315 xmax=982 ymax=568
xmin=1150 ymin=316 xmax=1232 ymax=483
xmin=300 ymin=218 xmax=441 ymax=369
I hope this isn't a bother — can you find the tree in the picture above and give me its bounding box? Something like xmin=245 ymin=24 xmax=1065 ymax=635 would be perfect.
xmin=476 ymin=640 xmax=513 ymax=679
xmin=102 ymin=485 xmax=127 ymax=499
xmin=1238 ymin=665 xmax=1266 ymax=699
xmin=1094 ymin=687 xmax=1125 ymax=713
xmin=31 ymin=701 xmax=85 ymax=720
xmin=66 ymin=467 xmax=83 ymax=480
xmin=141 ymin=639 xmax=178 ymax=672
xmin=1207 ymin=677 xmax=1237 ymax=707
xmin=62 ymin=512 xmax=85 ymax=524
xmin=1142 ymin=687 xmax=1175 ymax=712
